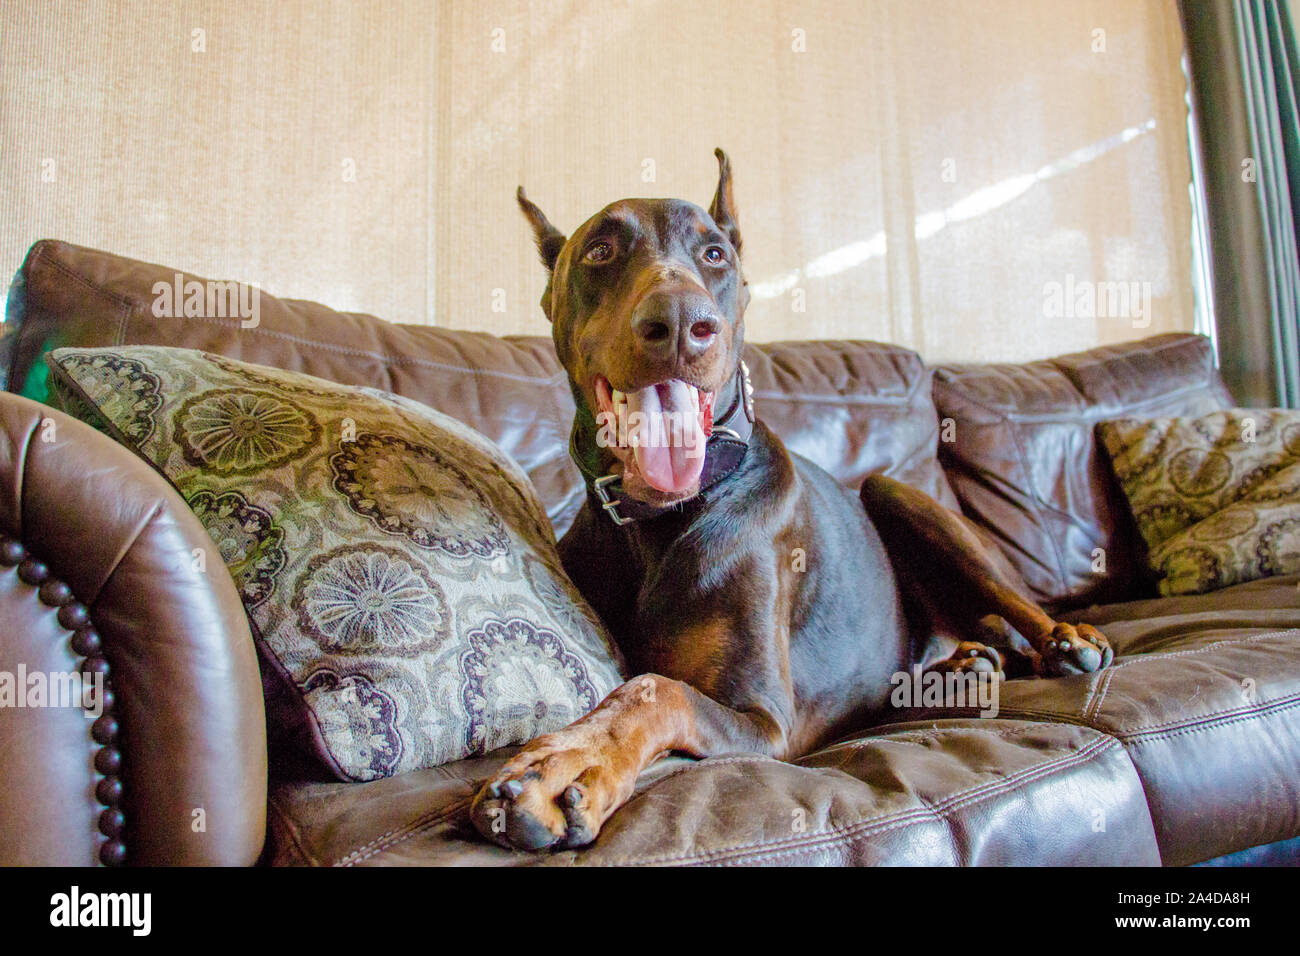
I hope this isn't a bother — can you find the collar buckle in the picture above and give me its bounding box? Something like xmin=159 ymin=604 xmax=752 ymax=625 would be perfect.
xmin=593 ymin=474 xmax=634 ymax=526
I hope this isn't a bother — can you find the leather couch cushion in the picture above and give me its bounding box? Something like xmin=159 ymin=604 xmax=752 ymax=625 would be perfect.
xmin=895 ymin=574 xmax=1300 ymax=865
xmin=744 ymin=341 xmax=959 ymax=511
xmin=46 ymin=345 xmax=625 ymax=781
xmin=933 ymin=333 xmax=1233 ymax=610
xmin=266 ymin=719 xmax=1158 ymax=866
xmin=5 ymin=240 xmax=958 ymax=537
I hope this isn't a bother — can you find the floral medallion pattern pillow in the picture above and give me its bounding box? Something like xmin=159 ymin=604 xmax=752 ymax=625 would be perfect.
xmin=45 ymin=346 xmax=625 ymax=781
xmin=1097 ymin=409 xmax=1300 ymax=596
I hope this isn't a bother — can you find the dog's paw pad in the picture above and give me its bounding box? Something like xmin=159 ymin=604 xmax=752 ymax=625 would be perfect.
xmin=470 ymin=746 xmax=620 ymax=851
xmin=928 ymin=641 xmax=1005 ymax=676
xmin=1037 ymin=623 xmax=1113 ymax=676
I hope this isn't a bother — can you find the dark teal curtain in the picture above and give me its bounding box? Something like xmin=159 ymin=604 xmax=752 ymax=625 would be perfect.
xmin=1236 ymin=0 xmax=1300 ymax=406
xmin=1182 ymin=0 xmax=1300 ymax=407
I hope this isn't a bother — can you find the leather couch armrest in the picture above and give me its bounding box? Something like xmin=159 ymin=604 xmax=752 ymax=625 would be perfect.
xmin=0 ymin=393 xmax=266 ymax=865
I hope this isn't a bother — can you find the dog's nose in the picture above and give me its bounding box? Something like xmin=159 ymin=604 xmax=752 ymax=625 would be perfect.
xmin=632 ymin=291 xmax=722 ymax=363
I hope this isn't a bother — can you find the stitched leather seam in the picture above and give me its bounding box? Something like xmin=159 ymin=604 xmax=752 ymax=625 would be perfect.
xmin=1053 ymin=336 xmax=1209 ymax=373
xmin=813 ymin=722 xmax=1093 ymax=751
xmin=749 ymin=352 xmax=927 ymax=408
xmin=751 ymin=390 xmax=915 ymax=407
xmin=113 ymin=290 xmax=130 ymax=348
xmin=1085 ymin=666 xmax=1118 ymax=722
xmin=33 ymin=246 xmax=137 ymax=308
xmin=334 ymin=797 xmax=472 ymax=866
xmin=21 ymin=251 xmax=137 ymax=387
xmin=648 ymin=809 xmax=939 ymax=867
xmin=932 ymin=373 xmax=1220 ymax=426
xmin=908 ymin=735 xmax=1117 ymax=817
xmin=26 ymin=247 xmax=566 ymax=385
xmin=1104 ymin=629 xmax=1300 ymax=669
xmin=609 ymin=735 xmax=1116 ymax=866
xmin=998 ymin=691 xmax=1300 ymax=737
xmin=333 ymin=803 xmax=464 ymax=865
xmin=991 ymin=630 xmax=1299 ymax=728
xmin=1050 ymin=348 xmax=1205 ymax=393
xmin=709 ymin=738 xmax=1124 ymax=866
xmin=1124 ymin=697 xmax=1300 ymax=746
xmin=916 ymin=791 xmax=964 ymax=863
xmin=813 ymin=730 xmax=1117 ymax=804
xmin=678 ymin=738 xmax=1118 ymax=867
xmin=1122 ymin=694 xmax=1300 ymax=742
xmin=120 ymin=308 xmax=570 ymax=386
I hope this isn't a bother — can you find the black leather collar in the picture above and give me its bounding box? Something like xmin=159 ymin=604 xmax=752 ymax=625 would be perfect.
xmin=571 ymin=362 xmax=755 ymax=525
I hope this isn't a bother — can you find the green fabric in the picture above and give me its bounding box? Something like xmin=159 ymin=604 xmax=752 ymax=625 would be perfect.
xmin=1236 ymin=0 xmax=1300 ymax=407
xmin=17 ymin=356 xmax=50 ymax=403
xmin=3 ymin=267 xmax=56 ymax=403
xmin=1181 ymin=0 xmax=1300 ymax=406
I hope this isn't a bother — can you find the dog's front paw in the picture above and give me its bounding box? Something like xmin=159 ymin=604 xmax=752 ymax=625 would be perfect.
xmin=470 ymin=731 xmax=633 ymax=851
xmin=928 ymin=641 xmax=1005 ymax=677
xmin=1034 ymin=622 xmax=1114 ymax=676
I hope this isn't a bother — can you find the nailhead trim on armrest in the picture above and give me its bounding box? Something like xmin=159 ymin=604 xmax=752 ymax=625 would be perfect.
xmin=1 ymin=536 xmax=126 ymax=867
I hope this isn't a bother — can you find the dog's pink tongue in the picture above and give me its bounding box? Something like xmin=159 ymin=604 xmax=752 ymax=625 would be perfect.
xmin=627 ymin=380 xmax=706 ymax=493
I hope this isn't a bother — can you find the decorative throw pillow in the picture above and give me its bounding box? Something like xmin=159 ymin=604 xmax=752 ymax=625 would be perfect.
xmin=44 ymin=345 xmax=625 ymax=781
xmin=1097 ymin=409 xmax=1300 ymax=595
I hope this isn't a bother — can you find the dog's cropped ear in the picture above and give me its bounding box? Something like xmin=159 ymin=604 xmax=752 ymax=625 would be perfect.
xmin=709 ymin=148 xmax=742 ymax=256
xmin=517 ymin=186 xmax=567 ymax=272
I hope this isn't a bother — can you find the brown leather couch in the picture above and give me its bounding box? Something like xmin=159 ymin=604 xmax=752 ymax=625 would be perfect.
xmin=2 ymin=240 xmax=1297 ymax=867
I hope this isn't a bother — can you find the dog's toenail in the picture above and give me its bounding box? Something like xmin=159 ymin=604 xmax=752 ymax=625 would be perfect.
xmin=1059 ymin=640 xmax=1072 ymax=652
xmin=562 ymin=785 xmax=583 ymax=808
xmin=485 ymin=781 xmax=501 ymax=798
xmin=501 ymin=779 xmax=524 ymax=799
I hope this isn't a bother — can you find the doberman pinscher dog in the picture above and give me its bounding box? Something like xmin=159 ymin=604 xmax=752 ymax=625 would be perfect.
xmin=470 ymin=149 xmax=1113 ymax=851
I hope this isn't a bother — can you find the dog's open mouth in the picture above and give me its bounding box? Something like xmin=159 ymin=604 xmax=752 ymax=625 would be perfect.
xmin=594 ymin=375 xmax=715 ymax=495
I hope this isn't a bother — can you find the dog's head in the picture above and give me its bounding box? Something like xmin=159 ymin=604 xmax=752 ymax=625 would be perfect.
xmin=519 ymin=149 xmax=750 ymax=509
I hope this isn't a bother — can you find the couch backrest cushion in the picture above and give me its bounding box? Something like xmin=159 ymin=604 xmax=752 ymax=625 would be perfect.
xmin=5 ymin=241 xmax=958 ymax=536
xmin=743 ymin=341 xmax=960 ymax=512
xmin=932 ymin=333 xmax=1234 ymax=610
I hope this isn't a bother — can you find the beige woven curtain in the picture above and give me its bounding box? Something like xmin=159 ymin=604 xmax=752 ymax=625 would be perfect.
xmin=3 ymin=0 xmax=1194 ymax=363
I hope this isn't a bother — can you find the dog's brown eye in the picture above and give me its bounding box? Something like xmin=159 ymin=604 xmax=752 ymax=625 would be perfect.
xmin=584 ymin=241 xmax=613 ymax=264
xmin=702 ymin=245 xmax=726 ymax=265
